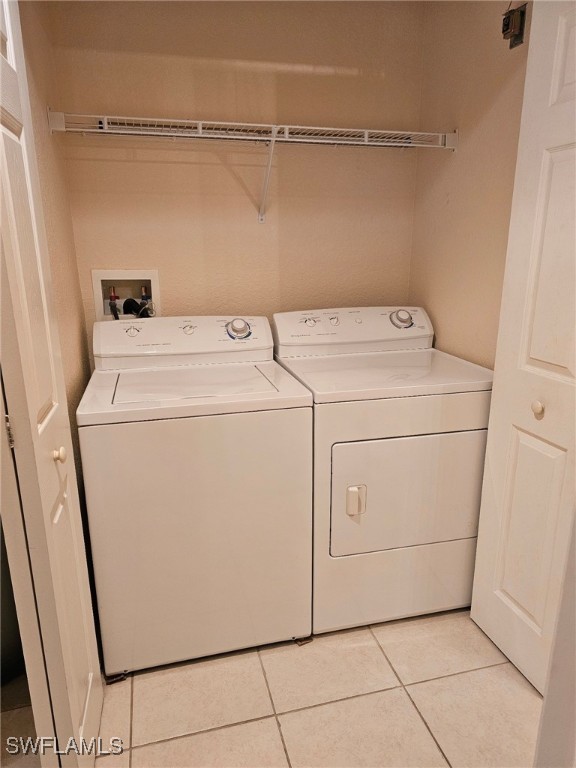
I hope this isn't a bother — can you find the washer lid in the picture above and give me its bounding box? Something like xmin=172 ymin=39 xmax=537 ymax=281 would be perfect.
xmin=114 ymin=366 xmax=276 ymax=404
xmin=279 ymin=349 xmax=493 ymax=403
xmin=77 ymin=360 xmax=312 ymax=425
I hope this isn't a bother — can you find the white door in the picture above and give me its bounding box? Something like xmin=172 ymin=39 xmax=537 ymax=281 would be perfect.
xmin=471 ymin=1 xmax=575 ymax=694
xmin=0 ymin=0 xmax=103 ymax=763
xmin=1 ymin=374 xmax=58 ymax=768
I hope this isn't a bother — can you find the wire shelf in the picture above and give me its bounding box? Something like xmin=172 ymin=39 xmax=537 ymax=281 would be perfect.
xmin=49 ymin=111 xmax=458 ymax=150
xmin=48 ymin=110 xmax=457 ymax=221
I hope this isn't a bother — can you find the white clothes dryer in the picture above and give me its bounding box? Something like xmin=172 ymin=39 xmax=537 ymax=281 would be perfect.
xmin=77 ymin=315 xmax=312 ymax=675
xmin=272 ymin=307 xmax=493 ymax=634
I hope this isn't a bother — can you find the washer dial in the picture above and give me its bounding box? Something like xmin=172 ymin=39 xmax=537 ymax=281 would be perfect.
xmin=390 ymin=309 xmax=414 ymax=328
xmin=226 ymin=317 xmax=251 ymax=339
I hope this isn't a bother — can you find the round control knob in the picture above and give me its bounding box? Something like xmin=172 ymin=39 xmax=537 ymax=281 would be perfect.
xmin=226 ymin=318 xmax=251 ymax=339
xmin=390 ymin=309 xmax=413 ymax=329
xmin=182 ymin=324 xmax=195 ymax=335
xmin=305 ymin=318 xmax=317 ymax=327
xmin=126 ymin=326 xmax=139 ymax=337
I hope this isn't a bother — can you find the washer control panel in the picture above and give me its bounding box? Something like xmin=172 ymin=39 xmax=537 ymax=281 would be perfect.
xmin=93 ymin=315 xmax=273 ymax=370
xmin=273 ymin=307 xmax=434 ymax=357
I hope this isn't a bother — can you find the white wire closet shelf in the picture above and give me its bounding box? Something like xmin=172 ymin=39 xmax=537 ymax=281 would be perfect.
xmin=48 ymin=111 xmax=458 ymax=221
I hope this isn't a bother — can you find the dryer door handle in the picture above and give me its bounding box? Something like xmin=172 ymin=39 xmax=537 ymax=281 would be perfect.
xmin=346 ymin=485 xmax=367 ymax=516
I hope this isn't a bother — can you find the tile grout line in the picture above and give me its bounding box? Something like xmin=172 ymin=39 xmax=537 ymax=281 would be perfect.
xmin=277 ymin=683 xmax=404 ymax=717
xmin=404 ymin=685 xmax=453 ymax=768
xmin=368 ymin=626 xmax=452 ymax=768
xmin=130 ymin=714 xmax=279 ymax=754
xmin=405 ymin=660 xmax=511 ymax=687
xmin=257 ymin=648 xmax=292 ymax=768
xmin=129 ymin=684 xmax=408 ymax=751
xmin=127 ymin=677 xmax=406 ymax=752
xmin=368 ymin=626 xmax=403 ymax=686
xmin=368 ymin=624 xmax=511 ymax=685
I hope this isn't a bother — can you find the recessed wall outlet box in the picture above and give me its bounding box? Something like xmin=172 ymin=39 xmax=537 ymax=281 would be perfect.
xmin=92 ymin=269 xmax=161 ymax=321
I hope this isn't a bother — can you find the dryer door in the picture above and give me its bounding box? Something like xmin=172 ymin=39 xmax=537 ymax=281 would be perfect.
xmin=330 ymin=430 xmax=487 ymax=557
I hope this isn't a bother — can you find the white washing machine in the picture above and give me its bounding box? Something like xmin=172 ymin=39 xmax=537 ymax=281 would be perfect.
xmin=77 ymin=315 xmax=312 ymax=675
xmin=272 ymin=307 xmax=493 ymax=634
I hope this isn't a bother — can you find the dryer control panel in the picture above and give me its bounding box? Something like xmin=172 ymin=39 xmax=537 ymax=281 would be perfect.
xmin=272 ymin=307 xmax=434 ymax=357
xmin=93 ymin=315 xmax=273 ymax=370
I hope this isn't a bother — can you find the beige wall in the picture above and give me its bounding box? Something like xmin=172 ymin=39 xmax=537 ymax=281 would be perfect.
xmin=23 ymin=2 xmax=528 ymax=373
xmin=19 ymin=3 xmax=90 ymax=431
xmin=410 ymin=2 xmax=529 ymax=368
xmin=45 ymin=1 xmax=425 ymax=333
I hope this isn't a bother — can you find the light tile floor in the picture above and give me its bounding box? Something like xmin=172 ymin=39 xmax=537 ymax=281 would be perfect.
xmin=1 ymin=675 xmax=39 ymax=767
xmin=3 ymin=611 xmax=543 ymax=768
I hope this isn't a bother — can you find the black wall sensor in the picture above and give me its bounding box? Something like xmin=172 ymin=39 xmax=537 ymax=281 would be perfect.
xmin=502 ymin=4 xmax=527 ymax=49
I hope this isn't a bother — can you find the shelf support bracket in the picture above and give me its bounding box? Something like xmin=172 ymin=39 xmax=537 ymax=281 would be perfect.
xmin=47 ymin=109 xmax=65 ymax=133
xmin=445 ymin=129 xmax=458 ymax=150
xmin=258 ymin=127 xmax=278 ymax=223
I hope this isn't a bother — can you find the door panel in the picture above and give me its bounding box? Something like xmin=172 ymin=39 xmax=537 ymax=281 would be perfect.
xmin=0 ymin=2 xmax=22 ymax=137
xmin=526 ymin=146 xmax=575 ymax=378
xmin=495 ymin=428 xmax=567 ymax=631
xmin=549 ymin=6 xmax=575 ymax=106
xmin=0 ymin=54 xmax=21 ymax=133
xmin=50 ymin=483 xmax=94 ymax=735
xmin=3 ymin=133 xmax=57 ymax=427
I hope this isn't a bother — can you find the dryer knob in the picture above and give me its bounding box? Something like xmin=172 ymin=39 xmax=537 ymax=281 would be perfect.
xmin=126 ymin=325 xmax=139 ymax=337
xmin=390 ymin=309 xmax=413 ymax=328
xmin=226 ymin=318 xmax=251 ymax=339
xmin=305 ymin=318 xmax=317 ymax=327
